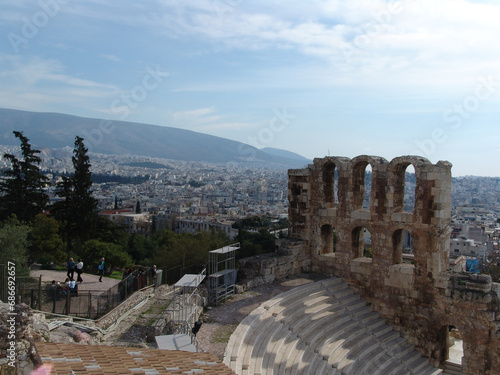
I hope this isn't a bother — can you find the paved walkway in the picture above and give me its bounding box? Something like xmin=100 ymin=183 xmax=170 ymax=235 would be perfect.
xmin=29 ymin=269 xmax=121 ymax=292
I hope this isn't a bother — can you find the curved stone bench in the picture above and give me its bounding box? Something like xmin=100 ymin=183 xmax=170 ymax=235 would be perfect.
xmin=224 ymin=277 xmax=442 ymax=375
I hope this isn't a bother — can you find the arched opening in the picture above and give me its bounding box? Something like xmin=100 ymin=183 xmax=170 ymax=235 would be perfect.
xmin=320 ymin=224 xmax=332 ymax=254
xmin=393 ymin=163 xmax=416 ymax=213
xmin=352 ymin=162 xmax=372 ymax=210
xmin=439 ymin=325 xmax=464 ymax=371
xmin=352 ymin=226 xmax=372 ymax=258
xmin=364 ymin=164 xmax=372 ymax=210
xmin=322 ymin=162 xmax=336 ymax=207
xmin=404 ymin=164 xmax=416 ymax=213
xmin=392 ymin=229 xmax=414 ymax=264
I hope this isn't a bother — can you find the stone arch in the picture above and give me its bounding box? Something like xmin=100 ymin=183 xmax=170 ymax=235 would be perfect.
xmin=352 ymin=160 xmax=371 ymax=211
xmin=389 ymin=156 xmax=431 ymax=214
xmin=435 ymin=320 xmax=468 ymax=368
xmin=351 ymin=223 xmax=374 ymax=259
xmin=320 ymin=224 xmax=337 ymax=254
xmin=351 ymin=156 xmax=387 ymax=212
xmin=392 ymin=228 xmax=414 ymax=264
xmin=322 ymin=161 xmax=337 ymax=207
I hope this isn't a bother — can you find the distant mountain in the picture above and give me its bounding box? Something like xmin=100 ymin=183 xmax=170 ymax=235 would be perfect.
xmin=260 ymin=147 xmax=311 ymax=162
xmin=0 ymin=108 xmax=309 ymax=168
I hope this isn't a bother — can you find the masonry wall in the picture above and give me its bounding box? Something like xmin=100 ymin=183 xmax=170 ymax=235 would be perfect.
xmin=288 ymin=155 xmax=500 ymax=375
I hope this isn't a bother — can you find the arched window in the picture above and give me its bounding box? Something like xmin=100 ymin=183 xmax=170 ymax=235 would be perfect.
xmin=394 ymin=163 xmax=416 ymax=213
xmin=352 ymin=226 xmax=372 ymax=258
xmin=322 ymin=162 xmax=337 ymax=207
xmin=392 ymin=229 xmax=414 ymax=264
xmin=439 ymin=325 xmax=464 ymax=367
xmin=353 ymin=162 xmax=372 ymax=210
xmin=320 ymin=224 xmax=336 ymax=254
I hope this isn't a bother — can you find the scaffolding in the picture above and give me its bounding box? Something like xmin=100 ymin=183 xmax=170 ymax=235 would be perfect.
xmin=208 ymin=243 xmax=239 ymax=306
xmin=159 ymin=269 xmax=205 ymax=336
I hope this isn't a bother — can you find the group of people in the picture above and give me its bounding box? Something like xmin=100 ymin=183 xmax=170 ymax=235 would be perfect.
xmin=49 ymin=278 xmax=78 ymax=299
xmin=66 ymin=258 xmax=84 ymax=283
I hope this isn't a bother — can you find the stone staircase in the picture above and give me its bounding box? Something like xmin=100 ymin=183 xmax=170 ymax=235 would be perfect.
xmin=443 ymin=361 xmax=463 ymax=375
xmin=223 ymin=277 xmax=443 ymax=375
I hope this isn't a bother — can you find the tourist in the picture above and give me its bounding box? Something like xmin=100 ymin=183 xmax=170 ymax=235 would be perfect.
xmin=98 ymin=257 xmax=105 ymax=282
xmin=66 ymin=258 xmax=75 ymax=281
xmin=150 ymin=265 xmax=157 ymax=284
xmin=76 ymin=258 xmax=84 ymax=283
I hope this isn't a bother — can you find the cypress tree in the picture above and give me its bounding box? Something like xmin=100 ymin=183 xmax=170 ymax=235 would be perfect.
xmin=52 ymin=136 xmax=98 ymax=252
xmin=71 ymin=136 xmax=98 ymax=243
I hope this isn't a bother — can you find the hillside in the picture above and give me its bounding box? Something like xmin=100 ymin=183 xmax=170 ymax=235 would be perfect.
xmin=0 ymin=108 xmax=310 ymax=168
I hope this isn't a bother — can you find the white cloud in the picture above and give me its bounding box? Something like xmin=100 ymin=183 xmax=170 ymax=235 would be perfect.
xmin=148 ymin=0 xmax=500 ymax=89
xmin=102 ymin=54 xmax=121 ymax=62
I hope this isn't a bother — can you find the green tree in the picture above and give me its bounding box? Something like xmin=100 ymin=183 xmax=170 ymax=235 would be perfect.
xmin=0 ymin=217 xmax=31 ymax=277
xmin=28 ymin=214 xmax=64 ymax=265
xmin=0 ymin=131 xmax=49 ymax=222
xmin=82 ymin=239 xmax=132 ymax=274
xmin=71 ymin=136 xmax=98 ymax=242
xmin=127 ymin=233 xmax=155 ymax=265
xmin=52 ymin=136 xmax=98 ymax=254
xmin=238 ymin=228 xmax=275 ymax=259
xmin=151 ymin=229 xmax=229 ymax=271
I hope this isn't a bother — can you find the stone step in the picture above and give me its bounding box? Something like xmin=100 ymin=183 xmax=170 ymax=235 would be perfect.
xmin=241 ymin=313 xmax=284 ymax=373
xmin=252 ymin=320 xmax=289 ymax=374
xmin=443 ymin=361 xmax=462 ymax=375
xmin=354 ymin=336 xmax=408 ymax=375
xmin=224 ymin=277 xmax=443 ymax=375
xmin=273 ymin=334 xmax=302 ymax=375
xmin=262 ymin=324 xmax=296 ymax=374
xmin=227 ymin=282 xmax=329 ymax=372
xmin=336 ymin=333 xmax=378 ymax=372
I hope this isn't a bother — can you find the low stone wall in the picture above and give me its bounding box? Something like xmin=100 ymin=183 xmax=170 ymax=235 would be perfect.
xmin=96 ymin=284 xmax=171 ymax=329
xmin=237 ymin=238 xmax=311 ymax=290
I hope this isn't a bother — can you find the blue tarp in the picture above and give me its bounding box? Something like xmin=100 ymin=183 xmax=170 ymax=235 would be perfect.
xmin=466 ymin=259 xmax=479 ymax=273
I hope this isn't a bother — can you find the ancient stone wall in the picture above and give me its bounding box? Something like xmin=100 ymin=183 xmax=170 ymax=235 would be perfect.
xmin=236 ymin=239 xmax=311 ymax=291
xmin=287 ymin=155 xmax=500 ymax=375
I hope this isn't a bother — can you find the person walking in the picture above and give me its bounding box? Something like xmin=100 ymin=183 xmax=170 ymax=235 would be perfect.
xmin=98 ymin=257 xmax=105 ymax=282
xmin=76 ymin=258 xmax=84 ymax=283
xmin=66 ymin=258 xmax=75 ymax=281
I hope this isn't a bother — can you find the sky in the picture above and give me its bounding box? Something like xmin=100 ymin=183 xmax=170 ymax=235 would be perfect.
xmin=1 ymin=0 xmax=500 ymax=177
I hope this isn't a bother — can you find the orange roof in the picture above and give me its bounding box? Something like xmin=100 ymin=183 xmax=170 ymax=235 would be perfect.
xmin=35 ymin=342 xmax=235 ymax=375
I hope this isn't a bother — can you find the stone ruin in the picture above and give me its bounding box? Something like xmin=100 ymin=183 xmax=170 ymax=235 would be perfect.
xmin=281 ymin=155 xmax=500 ymax=375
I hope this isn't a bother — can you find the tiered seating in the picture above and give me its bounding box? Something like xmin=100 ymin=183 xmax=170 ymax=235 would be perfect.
xmin=223 ymin=277 xmax=442 ymax=375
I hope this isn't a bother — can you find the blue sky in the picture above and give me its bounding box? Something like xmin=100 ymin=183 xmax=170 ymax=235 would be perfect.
xmin=1 ymin=0 xmax=500 ymax=176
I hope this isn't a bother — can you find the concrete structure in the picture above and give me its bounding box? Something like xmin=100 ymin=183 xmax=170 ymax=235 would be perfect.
xmin=283 ymin=155 xmax=500 ymax=375
xmin=100 ymin=209 xmax=152 ymax=235
xmin=450 ymin=236 xmax=486 ymax=258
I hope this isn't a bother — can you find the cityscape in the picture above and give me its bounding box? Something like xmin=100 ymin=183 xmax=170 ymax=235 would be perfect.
xmin=1 ymin=143 xmax=498 ymax=270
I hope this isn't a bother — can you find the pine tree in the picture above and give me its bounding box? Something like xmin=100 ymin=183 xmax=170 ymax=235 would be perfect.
xmin=0 ymin=131 xmax=49 ymax=222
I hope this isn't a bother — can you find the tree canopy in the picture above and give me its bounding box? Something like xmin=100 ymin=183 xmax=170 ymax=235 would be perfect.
xmin=0 ymin=131 xmax=49 ymax=222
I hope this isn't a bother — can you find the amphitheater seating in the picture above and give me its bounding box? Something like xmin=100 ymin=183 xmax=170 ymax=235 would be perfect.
xmin=224 ymin=277 xmax=442 ymax=375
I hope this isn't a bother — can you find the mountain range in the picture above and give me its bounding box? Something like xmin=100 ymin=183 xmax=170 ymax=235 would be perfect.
xmin=0 ymin=108 xmax=311 ymax=168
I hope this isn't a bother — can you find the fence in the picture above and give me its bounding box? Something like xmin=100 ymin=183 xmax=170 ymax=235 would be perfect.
xmin=8 ymin=268 xmax=163 ymax=319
